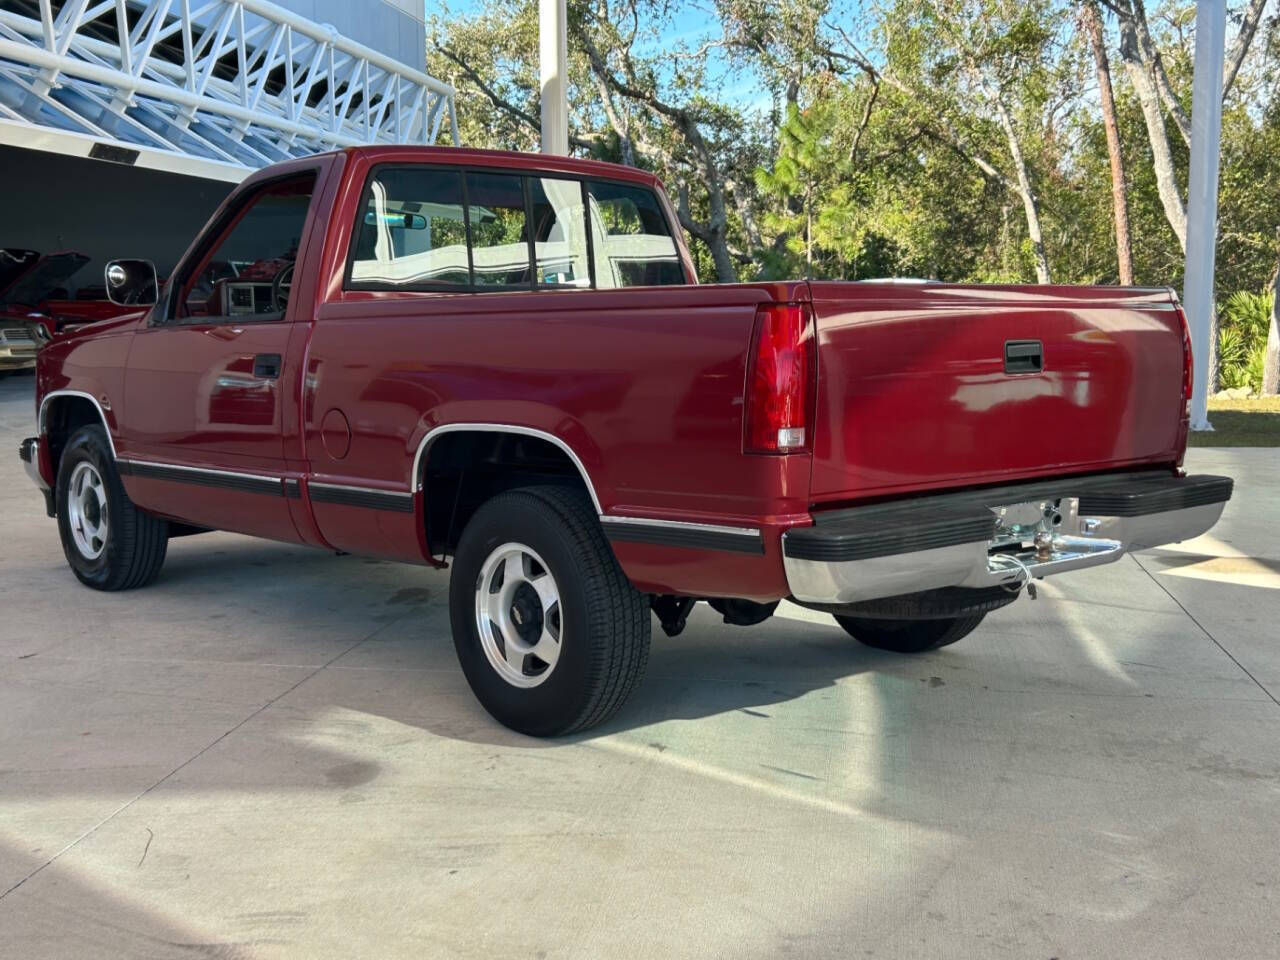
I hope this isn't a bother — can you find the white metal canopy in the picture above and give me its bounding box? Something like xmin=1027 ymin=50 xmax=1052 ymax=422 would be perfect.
xmin=0 ymin=0 xmax=459 ymax=182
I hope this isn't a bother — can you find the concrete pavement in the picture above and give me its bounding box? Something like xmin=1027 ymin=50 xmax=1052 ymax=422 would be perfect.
xmin=2 ymin=369 xmax=1278 ymax=959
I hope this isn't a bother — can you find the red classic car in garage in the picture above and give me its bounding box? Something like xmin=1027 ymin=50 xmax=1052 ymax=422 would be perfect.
xmin=0 ymin=248 xmax=135 ymax=371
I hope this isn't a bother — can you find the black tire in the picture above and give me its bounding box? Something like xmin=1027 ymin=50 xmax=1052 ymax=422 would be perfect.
xmin=813 ymin=585 xmax=1018 ymax=621
xmin=448 ymin=486 xmax=651 ymax=737
xmin=834 ymin=613 xmax=985 ymax=653
xmin=56 ymin=424 xmax=168 ymax=590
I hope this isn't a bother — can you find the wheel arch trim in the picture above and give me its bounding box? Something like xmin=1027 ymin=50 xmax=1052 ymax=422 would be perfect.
xmin=412 ymin=422 xmax=604 ymax=514
xmin=38 ymin=390 xmax=117 ymax=460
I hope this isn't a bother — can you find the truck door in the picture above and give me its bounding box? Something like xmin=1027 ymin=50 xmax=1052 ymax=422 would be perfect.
xmin=120 ymin=171 xmax=321 ymax=542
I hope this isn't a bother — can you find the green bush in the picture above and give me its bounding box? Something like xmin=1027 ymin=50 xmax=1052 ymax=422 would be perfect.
xmin=1218 ymin=326 xmax=1249 ymax=389
xmin=1217 ymin=290 xmax=1275 ymax=392
xmin=1246 ymin=343 xmax=1267 ymax=390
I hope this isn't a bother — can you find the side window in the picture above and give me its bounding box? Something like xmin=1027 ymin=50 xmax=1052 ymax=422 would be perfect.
xmin=586 ymin=180 xmax=685 ymax=288
xmin=178 ymin=175 xmax=314 ymax=322
xmin=465 ymin=172 xmax=532 ymax=288
xmin=528 ymin=177 xmax=590 ymax=288
xmin=349 ymin=168 xmax=469 ymax=288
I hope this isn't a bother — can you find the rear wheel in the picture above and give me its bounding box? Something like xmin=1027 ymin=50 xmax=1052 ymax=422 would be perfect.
xmin=56 ymin=425 xmax=168 ymax=590
xmin=449 ymin=486 xmax=650 ymax=736
xmin=834 ymin=614 xmax=985 ymax=653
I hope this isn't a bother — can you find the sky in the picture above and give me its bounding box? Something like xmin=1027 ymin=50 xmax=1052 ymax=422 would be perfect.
xmin=427 ymin=0 xmax=781 ymax=113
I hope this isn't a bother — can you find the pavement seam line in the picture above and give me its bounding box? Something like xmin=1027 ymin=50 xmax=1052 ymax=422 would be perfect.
xmin=1132 ymin=553 xmax=1280 ymax=709
xmin=0 ymin=610 xmax=414 ymax=902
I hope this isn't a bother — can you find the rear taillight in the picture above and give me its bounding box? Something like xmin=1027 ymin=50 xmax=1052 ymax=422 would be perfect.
xmin=744 ymin=302 xmax=815 ymax=454
xmin=1176 ymin=304 xmax=1193 ymax=409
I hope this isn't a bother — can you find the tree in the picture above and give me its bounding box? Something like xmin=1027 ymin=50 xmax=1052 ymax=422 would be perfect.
xmin=1109 ymin=0 xmax=1272 ymax=255
xmin=427 ymin=0 xmax=763 ymax=281
xmin=876 ymin=0 xmax=1070 ymax=283
xmin=574 ymin=2 xmax=751 ymax=281
xmin=428 ymin=0 xmax=1280 ymax=310
xmin=753 ymin=94 xmax=902 ymax=280
xmin=1080 ymin=0 xmax=1134 ymax=284
xmin=428 ymin=0 xmax=598 ymax=154
xmin=1113 ymin=0 xmax=1187 ymax=251
xmin=755 ymin=103 xmax=826 ymax=275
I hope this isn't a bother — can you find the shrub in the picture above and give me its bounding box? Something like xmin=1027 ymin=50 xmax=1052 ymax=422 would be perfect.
xmin=1218 ymin=326 xmax=1250 ymax=389
xmin=1217 ymin=290 xmax=1275 ymax=392
xmin=1246 ymin=343 xmax=1267 ymax=391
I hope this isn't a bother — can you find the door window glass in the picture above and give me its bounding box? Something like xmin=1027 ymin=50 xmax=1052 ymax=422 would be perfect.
xmin=180 ymin=175 xmax=314 ymax=321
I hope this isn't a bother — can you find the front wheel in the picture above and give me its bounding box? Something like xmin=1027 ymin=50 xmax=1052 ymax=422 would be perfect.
xmin=448 ymin=486 xmax=651 ymax=736
xmin=56 ymin=425 xmax=168 ymax=590
xmin=834 ymin=613 xmax=985 ymax=653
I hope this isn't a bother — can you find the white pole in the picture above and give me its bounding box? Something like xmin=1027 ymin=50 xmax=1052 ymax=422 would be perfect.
xmin=539 ymin=0 xmax=568 ymax=155
xmin=1184 ymin=0 xmax=1227 ymax=432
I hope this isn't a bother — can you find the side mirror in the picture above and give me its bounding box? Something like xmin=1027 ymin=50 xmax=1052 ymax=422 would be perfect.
xmin=105 ymin=259 xmax=158 ymax=306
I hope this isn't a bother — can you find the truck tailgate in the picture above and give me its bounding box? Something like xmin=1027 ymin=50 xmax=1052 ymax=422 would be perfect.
xmin=807 ymin=282 xmax=1187 ymax=503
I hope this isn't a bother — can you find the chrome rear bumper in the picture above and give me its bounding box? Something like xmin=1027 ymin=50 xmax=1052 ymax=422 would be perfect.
xmin=783 ymin=473 xmax=1233 ymax=605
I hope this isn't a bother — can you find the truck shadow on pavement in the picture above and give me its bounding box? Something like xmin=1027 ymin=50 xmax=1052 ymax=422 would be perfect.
xmin=148 ymin=535 xmax=905 ymax=748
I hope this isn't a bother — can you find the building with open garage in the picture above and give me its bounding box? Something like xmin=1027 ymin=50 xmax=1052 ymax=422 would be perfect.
xmin=0 ymin=0 xmax=456 ymax=304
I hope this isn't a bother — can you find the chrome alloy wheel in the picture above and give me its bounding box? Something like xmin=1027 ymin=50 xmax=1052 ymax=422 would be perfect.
xmin=67 ymin=460 xmax=108 ymax=560
xmin=474 ymin=542 xmax=563 ymax=688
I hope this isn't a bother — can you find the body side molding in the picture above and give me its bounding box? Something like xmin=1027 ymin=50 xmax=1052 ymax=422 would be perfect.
xmin=116 ymin=459 xmax=283 ymax=496
xmin=309 ymin=480 xmax=414 ymax=513
xmin=600 ymin=515 xmax=765 ymax=555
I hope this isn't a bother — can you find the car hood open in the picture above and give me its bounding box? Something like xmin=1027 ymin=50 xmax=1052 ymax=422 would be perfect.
xmin=0 ymin=249 xmax=91 ymax=308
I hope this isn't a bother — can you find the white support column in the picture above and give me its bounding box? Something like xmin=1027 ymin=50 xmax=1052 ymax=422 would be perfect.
xmin=1184 ymin=0 xmax=1227 ymax=432
xmin=539 ymin=0 xmax=568 ymax=155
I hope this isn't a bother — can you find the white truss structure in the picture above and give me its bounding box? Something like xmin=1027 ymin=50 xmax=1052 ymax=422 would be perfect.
xmin=0 ymin=0 xmax=459 ymax=181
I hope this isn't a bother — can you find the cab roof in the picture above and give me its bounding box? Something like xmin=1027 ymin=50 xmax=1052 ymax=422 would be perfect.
xmin=339 ymin=145 xmax=663 ymax=189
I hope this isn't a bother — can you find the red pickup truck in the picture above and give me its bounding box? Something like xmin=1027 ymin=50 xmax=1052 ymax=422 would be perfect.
xmin=20 ymin=146 xmax=1232 ymax=735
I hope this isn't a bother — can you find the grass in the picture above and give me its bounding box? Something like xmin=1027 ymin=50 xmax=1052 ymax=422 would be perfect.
xmin=1189 ymin=396 xmax=1280 ymax=447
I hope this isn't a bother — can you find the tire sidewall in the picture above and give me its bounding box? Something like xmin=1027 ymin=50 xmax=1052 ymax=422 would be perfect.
xmin=56 ymin=426 xmax=126 ymax=588
xmin=449 ymin=493 xmax=603 ymax=736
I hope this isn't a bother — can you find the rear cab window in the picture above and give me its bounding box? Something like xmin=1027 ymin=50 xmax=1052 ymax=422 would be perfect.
xmin=345 ymin=163 xmax=688 ymax=293
xmin=465 ymin=172 xmax=534 ymax=288
xmin=350 ymin=167 xmax=470 ymax=288
xmin=584 ymin=180 xmax=684 ymax=289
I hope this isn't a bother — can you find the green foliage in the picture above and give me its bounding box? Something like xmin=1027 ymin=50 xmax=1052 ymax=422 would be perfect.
xmin=1221 ymin=290 xmax=1275 ymax=339
xmin=430 ymin=0 xmax=1280 ymax=295
xmin=753 ymin=99 xmax=870 ymax=278
xmin=1245 ymin=344 xmax=1267 ymax=391
xmin=1217 ymin=325 xmax=1251 ymax=389
xmin=1218 ymin=290 xmax=1275 ymax=392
